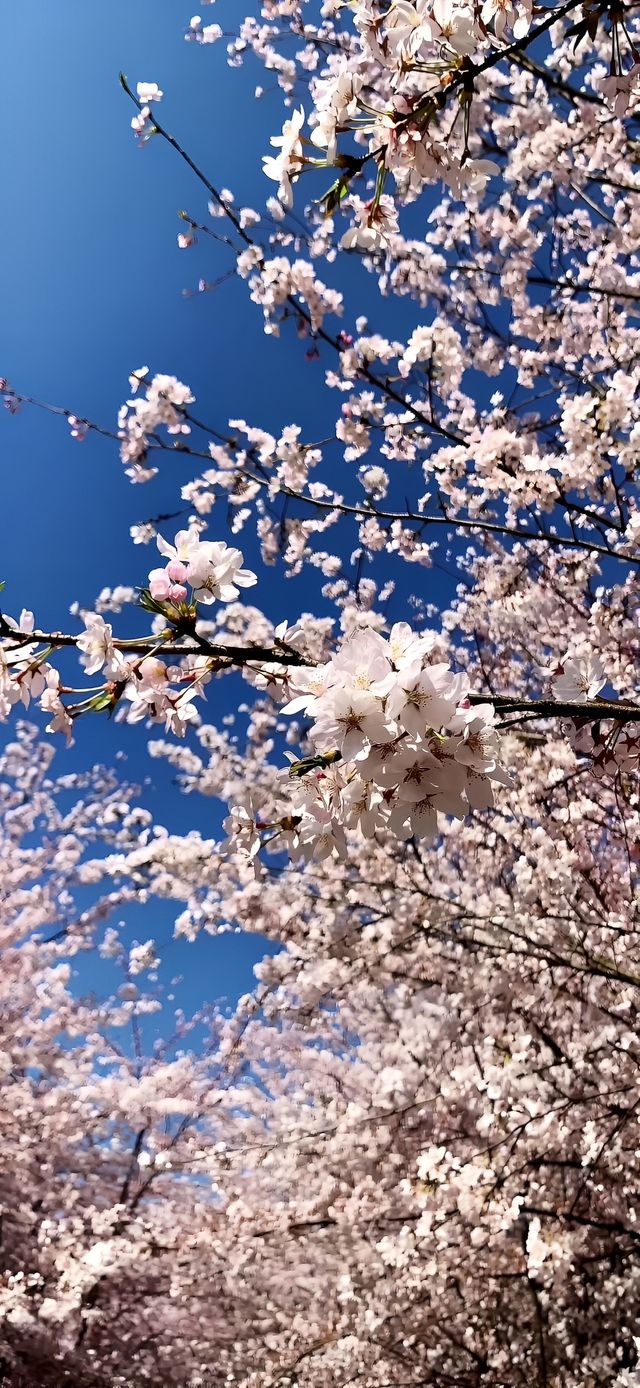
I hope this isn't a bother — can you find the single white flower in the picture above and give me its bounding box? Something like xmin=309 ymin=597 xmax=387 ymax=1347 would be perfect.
xmin=548 ymin=654 xmax=607 ymax=703
xmin=136 ymin=82 xmax=164 ymax=104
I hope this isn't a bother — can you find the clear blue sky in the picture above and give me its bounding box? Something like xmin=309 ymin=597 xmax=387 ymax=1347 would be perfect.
xmin=2 ymin=2 xmax=451 ymax=1021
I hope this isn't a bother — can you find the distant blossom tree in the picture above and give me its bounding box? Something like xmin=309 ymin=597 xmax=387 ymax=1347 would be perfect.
xmin=2 ymin=0 xmax=640 ymax=1381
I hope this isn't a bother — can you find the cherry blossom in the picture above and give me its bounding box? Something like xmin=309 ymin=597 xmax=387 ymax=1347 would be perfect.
xmin=2 ymin=4 xmax=640 ymax=1380
xmin=183 ymin=537 xmax=257 ymax=604
xmin=546 ymin=653 xmax=608 ymax=702
xmin=76 ymin=614 xmax=119 ymax=677
xmin=340 ymin=196 xmax=400 ymax=253
xmin=262 ymin=106 xmax=306 ymax=208
xmin=136 ymin=81 xmax=163 ymax=104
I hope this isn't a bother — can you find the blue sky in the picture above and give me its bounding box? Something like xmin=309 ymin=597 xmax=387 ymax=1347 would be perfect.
xmin=2 ymin=2 xmax=453 ymax=1021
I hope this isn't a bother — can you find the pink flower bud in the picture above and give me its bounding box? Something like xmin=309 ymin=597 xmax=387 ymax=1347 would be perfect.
xmin=167 ymin=560 xmax=189 ymax=583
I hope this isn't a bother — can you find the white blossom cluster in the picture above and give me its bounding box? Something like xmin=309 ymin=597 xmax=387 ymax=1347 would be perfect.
xmin=260 ymin=0 xmax=640 ymax=246
xmin=148 ymin=525 xmax=257 ymax=606
xmin=227 ymin=625 xmax=509 ymax=862
xmin=118 ymin=371 xmax=195 ymax=483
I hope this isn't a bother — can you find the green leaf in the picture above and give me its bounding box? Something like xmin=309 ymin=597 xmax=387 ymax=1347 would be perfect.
xmin=87 ymin=691 xmax=118 ymax=715
xmin=288 ymin=750 xmax=342 ymax=779
xmin=318 ymin=176 xmax=351 ymax=219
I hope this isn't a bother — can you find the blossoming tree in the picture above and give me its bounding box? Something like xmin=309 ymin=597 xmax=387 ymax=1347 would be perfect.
xmin=2 ymin=0 xmax=640 ymax=1380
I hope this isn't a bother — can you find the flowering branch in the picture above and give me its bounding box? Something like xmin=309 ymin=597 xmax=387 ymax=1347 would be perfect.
xmin=0 ymin=614 xmax=309 ymax=668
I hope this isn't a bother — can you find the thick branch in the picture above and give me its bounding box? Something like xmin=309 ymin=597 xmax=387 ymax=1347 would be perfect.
xmin=468 ymin=691 xmax=640 ymax=722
